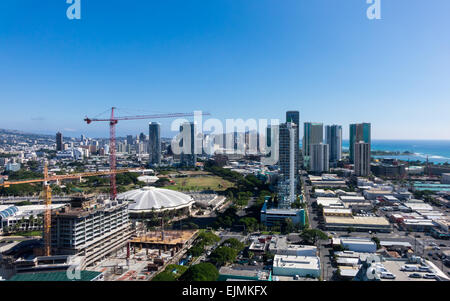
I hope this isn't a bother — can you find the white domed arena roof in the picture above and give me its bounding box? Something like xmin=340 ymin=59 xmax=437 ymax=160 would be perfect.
xmin=117 ymin=186 xmax=194 ymax=212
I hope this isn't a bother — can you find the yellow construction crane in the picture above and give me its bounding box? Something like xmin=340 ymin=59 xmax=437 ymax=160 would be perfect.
xmin=0 ymin=164 xmax=141 ymax=256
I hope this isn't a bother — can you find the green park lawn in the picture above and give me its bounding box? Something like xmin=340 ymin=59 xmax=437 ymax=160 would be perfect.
xmin=166 ymin=175 xmax=234 ymax=192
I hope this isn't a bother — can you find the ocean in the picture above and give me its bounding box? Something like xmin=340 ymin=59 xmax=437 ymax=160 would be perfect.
xmin=342 ymin=140 xmax=450 ymax=164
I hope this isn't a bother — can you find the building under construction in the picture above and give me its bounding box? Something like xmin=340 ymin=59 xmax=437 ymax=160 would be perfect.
xmin=50 ymin=194 xmax=135 ymax=268
xmin=130 ymin=230 xmax=198 ymax=253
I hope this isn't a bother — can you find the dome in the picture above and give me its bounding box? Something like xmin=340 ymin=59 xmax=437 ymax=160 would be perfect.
xmin=117 ymin=186 xmax=194 ymax=212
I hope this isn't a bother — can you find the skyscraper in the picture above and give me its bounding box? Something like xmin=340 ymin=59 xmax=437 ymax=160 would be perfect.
xmin=354 ymin=141 xmax=371 ymax=176
xmin=56 ymin=132 xmax=63 ymax=151
xmin=148 ymin=122 xmax=161 ymax=165
xmin=286 ymin=111 xmax=300 ymax=168
xmin=126 ymin=135 xmax=134 ymax=146
xmin=349 ymin=123 xmax=371 ymax=163
xmin=303 ymin=122 xmax=323 ymax=168
xmin=310 ymin=143 xmax=330 ymax=173
xmin=279 ymin=122 xmax=299 ymax=182
xmin=278 ymin=122 xmax=298 ymax=208
xmin=325 ymin=125 xmax=342 ymax=165
xmin=180 ymin=122 xmax=197 ymax=167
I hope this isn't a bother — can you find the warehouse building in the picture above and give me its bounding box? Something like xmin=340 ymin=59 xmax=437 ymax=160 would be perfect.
xmin=324 ymin=215 xmax=392 ymax=232
xmin=337 ymin=237 xmax=377 ymax=253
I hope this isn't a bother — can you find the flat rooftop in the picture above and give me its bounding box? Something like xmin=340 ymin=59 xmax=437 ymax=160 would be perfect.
xmin=325 ymin=215 xmax=391 ymax=226
xmin=273 ymin=255 xmax=320 ymax=270
xmin=130 ymin=230 xmax=198 ymax=246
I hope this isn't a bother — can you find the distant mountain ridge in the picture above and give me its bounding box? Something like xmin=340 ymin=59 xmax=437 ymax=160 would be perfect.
xmin=0 ymin=128 xmax=53 ymax=138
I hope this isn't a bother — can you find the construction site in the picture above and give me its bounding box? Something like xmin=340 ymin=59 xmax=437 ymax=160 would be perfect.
xmin=83 ymin=229 xmax=199 ymax=281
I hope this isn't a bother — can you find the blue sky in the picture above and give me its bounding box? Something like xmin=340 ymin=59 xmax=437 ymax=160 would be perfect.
xmin=0 ymin=0 xmax=449 ymax=139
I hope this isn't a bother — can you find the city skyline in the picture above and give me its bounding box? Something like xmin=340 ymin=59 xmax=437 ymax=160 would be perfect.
xmin=0 ymin=1 xmax=449 ymax=139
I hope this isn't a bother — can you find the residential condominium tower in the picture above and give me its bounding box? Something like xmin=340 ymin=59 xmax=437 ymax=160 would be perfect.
xmin=354 ymin=141 xmax=371 ymax=176
xmin=325 ymin=125 xmax=342 ymax=165
xmin=286 ymin=111 xmax=300 ymax=168
xmin=310 ymin=143 xmax=330 ymax=173
xmin=278 ymin=122 xmax=298 ymax=207
xmin=303 ymin=122 xmax=323 ymax=168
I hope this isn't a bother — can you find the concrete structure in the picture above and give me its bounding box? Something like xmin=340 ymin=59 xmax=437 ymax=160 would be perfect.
xmin=310 ymin=143 xmax=329 ymax=173
xmin=273 ymin=255 xmax=320 ymax=278
xmin=50 ymin=195 xmax=134 ymax=268
xmin=148 ymin=122 xmax=161 ymax=165
xmin=354 ymin=142 xmax=371 ymax=177
xmin=349 ymin=123 xmax=371 ymax=163
xmin=325 ymin=125 xmax=342 ymax=165
xmin=117 ymin=187 xmax=195 ymax=213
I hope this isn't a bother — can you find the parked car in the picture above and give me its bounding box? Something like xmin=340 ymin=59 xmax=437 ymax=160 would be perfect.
xmin=418 ymin=266 xmax=431 ymax=272
xmin=409 ymin=273 xmax=422 ymax=278
xmin=423 ymin=273 xmax=437 ymax=279
xmin=439 ymin=244 xmax=446 ymax=247
xmin=381 ymin=272 xmax=396 ymax=279
xmin=401 ymin=265 xmax=418 ymax=272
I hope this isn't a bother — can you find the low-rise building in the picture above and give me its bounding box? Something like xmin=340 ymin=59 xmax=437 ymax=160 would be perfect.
xmin=272 ymin=255 xmax=320 ymax=278
xmin=324 ymin=215 xmax=392 ymax=232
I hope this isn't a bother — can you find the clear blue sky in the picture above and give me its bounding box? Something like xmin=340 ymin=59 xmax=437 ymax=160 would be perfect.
xmin=0 ymin=0 xmax=449 ymax=139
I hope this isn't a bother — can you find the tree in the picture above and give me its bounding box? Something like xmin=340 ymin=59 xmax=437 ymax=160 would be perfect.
xmin=209 ymin=246 xmax=237 ymax=266
xmin=152 ymin=271 xmax=176 ymax=281
xmin=179 ymin=263 xmax=219 ymax=281
xmin=300 ymin=229 xmax=329 ymax=245
xmin=371 ymin=236 xmax=381 ymax=250
xmin=222 ymin=238 xmax=244 ymax=252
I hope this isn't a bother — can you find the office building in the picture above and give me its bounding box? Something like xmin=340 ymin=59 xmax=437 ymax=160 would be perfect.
xmin=349 ymin=123 xmax=371 ymax=163
xmin=56 ymin=132 xmax=63 ymax=151
xmin=325 ymin=125 xmax=342 ymax=164
xmin=148 ymin=122 xmax=161 ymax=165
xmin=310 ymin=143 xmax=329 ymax=173
xmin=354 ymin=142 xmax=371 ymax=177
xmin=303 ymin=122 xmax=323 ymax=168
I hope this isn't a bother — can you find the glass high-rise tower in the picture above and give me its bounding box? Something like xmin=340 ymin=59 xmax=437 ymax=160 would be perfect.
xmin=325 ymin=125 xmax=342 ymax=164
xmin=349 ymin=123 xmax=371 ymax=163
xmin=148 ymin=122 xmax=161 ymax=165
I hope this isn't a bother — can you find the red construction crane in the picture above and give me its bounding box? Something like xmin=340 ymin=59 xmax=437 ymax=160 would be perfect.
xmin=84 ymin=107 xmax=210 ymax=200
